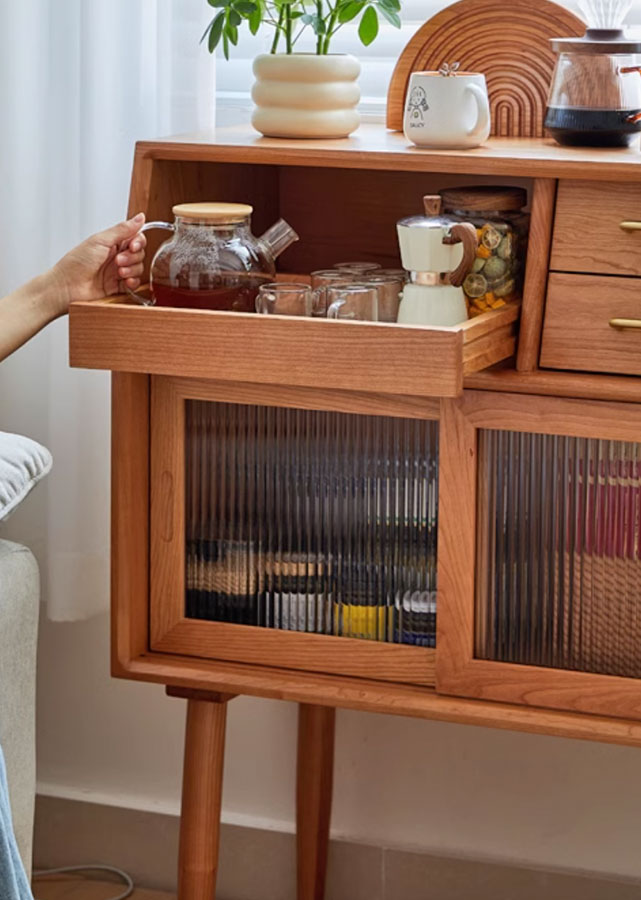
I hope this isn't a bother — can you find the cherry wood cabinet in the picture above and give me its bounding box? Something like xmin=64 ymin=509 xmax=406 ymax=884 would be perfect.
xmin=69 ymin=127 xmax=641 ymax=900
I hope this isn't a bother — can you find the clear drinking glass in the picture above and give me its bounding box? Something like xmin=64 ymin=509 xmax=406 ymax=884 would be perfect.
xmin=326 ymin=284 xmax=379 ymax=321
xmin=377 ymin=268 xmax=408 ymax=280
xmin=361 ymin=272 xmax=405 ymax=323
xmin=310 ymin=269 xmax=356 ymax=316
xmin=334 ymin=261 xmax=382 ymax=275
xmin=256 ymin=282 xmax=315 ymax=316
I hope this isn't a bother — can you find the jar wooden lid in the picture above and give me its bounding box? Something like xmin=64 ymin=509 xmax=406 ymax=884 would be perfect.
xmin=172 ymin=202 xmax=253 ymax=222
xmin=440 ymin=187 xmax=527 ymax=212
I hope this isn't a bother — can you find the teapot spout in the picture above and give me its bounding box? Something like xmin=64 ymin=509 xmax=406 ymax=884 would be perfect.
xmin=259 ymin=218 xmax=299 ymax=259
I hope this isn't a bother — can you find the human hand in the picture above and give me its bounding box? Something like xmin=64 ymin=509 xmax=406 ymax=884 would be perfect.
xmin=50 ymin=213 xmax=147 ymax=313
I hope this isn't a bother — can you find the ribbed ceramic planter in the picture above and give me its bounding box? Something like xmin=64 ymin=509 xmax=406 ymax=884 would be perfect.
xmin=251 ymin=53 xmax=361 ymax=139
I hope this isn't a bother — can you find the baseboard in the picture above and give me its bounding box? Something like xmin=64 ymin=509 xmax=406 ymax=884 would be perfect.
xmin=34 ymin=795 xmax=641 ymax=900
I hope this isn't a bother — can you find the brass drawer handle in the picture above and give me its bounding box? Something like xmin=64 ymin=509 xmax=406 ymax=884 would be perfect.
xmin=619 ymin=221 xmax=641 ymax=232
xmin=609 ymin=317 xmax=641 ymax=329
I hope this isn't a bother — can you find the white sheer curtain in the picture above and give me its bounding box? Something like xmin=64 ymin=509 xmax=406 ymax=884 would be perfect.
xmin=0 ymin=0 xmax=215 ymax=620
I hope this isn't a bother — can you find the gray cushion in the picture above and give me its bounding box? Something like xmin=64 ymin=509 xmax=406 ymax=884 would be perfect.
xmin=0 ymin=432 xmax=52 ymax=521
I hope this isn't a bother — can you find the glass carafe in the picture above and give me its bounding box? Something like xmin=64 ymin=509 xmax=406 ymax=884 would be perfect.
xmin=545 ymin=0 xmax=641 ymax=147
xmin=142 ymin=202 xmax=298 ymax=311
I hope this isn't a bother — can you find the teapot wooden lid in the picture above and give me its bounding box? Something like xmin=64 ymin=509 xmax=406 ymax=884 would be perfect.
xmin=172 ymin=202 xmax=253 ymax=222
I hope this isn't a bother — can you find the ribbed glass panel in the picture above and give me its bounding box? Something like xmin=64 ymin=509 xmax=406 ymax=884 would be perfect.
xmin=476 ymin=430 xmax=641 ymax=677
xmin=186 ymin=401 xmax=438 ymax=645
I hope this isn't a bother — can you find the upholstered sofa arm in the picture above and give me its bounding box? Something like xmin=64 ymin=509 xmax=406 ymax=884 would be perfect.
xmin=0 ymin=540 xmax=40 ymax=876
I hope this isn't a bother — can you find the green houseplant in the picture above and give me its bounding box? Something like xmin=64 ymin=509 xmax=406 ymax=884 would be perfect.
xmin=202 ymin=0 xmax=402 ymax=138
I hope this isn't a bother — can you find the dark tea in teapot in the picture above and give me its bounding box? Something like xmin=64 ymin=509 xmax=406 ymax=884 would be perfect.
xmin=143 ymin=202 xmax=297 ymax=311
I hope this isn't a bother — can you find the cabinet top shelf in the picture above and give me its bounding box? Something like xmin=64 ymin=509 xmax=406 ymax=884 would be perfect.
xmin=136 ymin=124 xmax=641 ymax=181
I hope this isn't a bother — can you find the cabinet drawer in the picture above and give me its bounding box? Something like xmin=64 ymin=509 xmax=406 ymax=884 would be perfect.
xmin=541 ymin=272 xmax=641 ymax=375
xmin=551 ymin=180 xmax=641 ymax=277
xmin=69 ymin=294 xmax=520 ymax=399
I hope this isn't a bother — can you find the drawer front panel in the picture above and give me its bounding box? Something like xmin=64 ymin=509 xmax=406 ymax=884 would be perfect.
xmin=541 ymin=272 xmax=641 ymax=375
xmin=70 ymin=296 xmax=520 ymax=400
xmin=551 ymin=180 xmax=641 ymax=277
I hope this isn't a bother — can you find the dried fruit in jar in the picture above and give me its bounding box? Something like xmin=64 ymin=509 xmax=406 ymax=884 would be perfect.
xmin=497 ymin=233 xmax=513 ymax=260
xmin=482 ymin=256 xmax=508 ymax=283
xmin=481 ymin=224 xmax=502 ymax=250
xmin=493 ymin=276 xmax=515 ymax=298
xmin=463 ymin=272 xmax=488 ymax=298
xmin=472 ymin=257 xmax=486 ymax=273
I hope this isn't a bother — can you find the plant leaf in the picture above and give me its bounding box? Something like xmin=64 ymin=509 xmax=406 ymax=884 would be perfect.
xmin=228 ymin=9 xmax=242 ymax=25
xmin=233 ymin=1 xmax=258 ymax=14
xmin=208 ymin=0 xmax=228 ymax=6
xmin=377 ymin=0 xmax=400 ymax=9
xmin=337 ymin=0 xmax=365 ymax=22
xmin=300 ymin=12 xmax=326 ymax=32
xmin=200 ymin=19 xmax=214 ymax=44
xmin=227 ymin=22 xmax=239 ymax=43
xmin=208 ymin=11 xmax=225 ymax=51
xmin=249 ymin=6 xmax=262 ymax=33
xmin=377 ymin=3 xmax=400 ymax=27
xmin=358 ymin=5 xmax=378 ymax=44
xmin=222 ymin=30 xmax=230 ymax=59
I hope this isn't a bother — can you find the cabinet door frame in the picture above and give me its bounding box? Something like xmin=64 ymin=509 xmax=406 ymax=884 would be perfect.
xmin=150 ymin=375 xmax=440 ymax=686
xmin=436 ymin=390 xmax=641 ymax=721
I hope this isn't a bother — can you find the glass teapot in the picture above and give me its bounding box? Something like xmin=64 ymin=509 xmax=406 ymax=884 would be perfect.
xmin=135 ymin=202 xmax=298 ymax=311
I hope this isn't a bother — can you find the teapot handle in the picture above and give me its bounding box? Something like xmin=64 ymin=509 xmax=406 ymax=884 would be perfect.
xmin=444 ymin=222 xmax=478 ymax=287
xmin=124 ymin=221 xmax=176 ymax=306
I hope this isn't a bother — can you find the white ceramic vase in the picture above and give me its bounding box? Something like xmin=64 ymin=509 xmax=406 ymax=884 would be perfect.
xmin=251 ymin=53 xmax=361 ymax=139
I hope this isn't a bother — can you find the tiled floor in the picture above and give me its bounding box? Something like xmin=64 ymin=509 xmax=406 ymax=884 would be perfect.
xmin=33 ymin=875 xmax=174 ymax=900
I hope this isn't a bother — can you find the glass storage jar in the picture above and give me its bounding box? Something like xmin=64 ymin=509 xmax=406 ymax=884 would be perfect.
xmin=439 ymin=187 xmax=529 ymax=317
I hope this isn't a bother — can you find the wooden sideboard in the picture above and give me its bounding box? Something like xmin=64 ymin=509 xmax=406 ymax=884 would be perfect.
xmin=69 ymin=126 xmax=641 ymax=900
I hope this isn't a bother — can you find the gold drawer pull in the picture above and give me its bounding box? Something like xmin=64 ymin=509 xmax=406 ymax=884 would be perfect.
xmin=619 ymin=221 xmax=641 ymax=232
xmin=609 ymin=317 xmax=641 ymax=329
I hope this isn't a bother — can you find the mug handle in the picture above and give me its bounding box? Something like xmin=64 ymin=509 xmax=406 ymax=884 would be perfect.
xmin=327 ymin=298 xmax=347 ymax=319
xmin=124 ymin=221 xmax=175 ymax=306
xmin=311 ymin=286 xmax=329 ymax=317
xmin=465 ymin=83 xmax=491 ymax=141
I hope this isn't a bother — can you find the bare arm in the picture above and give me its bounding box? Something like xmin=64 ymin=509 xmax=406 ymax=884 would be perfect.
xmin=0 ymin=213 xmax=147 ymax=362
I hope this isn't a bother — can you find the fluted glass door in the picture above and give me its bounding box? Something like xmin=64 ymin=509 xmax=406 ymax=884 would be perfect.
xmin=185 ymin=400 xmax=439 ymax=647
xmin=475 ymin=429 xmax=641 ymax=678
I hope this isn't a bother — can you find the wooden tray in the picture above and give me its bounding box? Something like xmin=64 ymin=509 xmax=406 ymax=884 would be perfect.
xmin=386 ymin=0 xmax=584 ymax=137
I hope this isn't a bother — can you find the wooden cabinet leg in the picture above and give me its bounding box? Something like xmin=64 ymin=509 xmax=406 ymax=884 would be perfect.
xmin=296 ymin=703 xmax=336 ymax=900
xmin=168 ymin=688 xmax=236 ymax=900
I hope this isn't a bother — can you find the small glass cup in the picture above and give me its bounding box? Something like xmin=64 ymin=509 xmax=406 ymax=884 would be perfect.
xmin=334 ymin=261 xmax=382 ymax=275
xmin=310 ymin=269 xmax=356 ymax=316
xmin=361 ymin=272 xmax=405 ymax=323
xmin=326 ymin=284 xmax=379 ymax=321
xmin=256 ymin=282 xmax=315 ymax=316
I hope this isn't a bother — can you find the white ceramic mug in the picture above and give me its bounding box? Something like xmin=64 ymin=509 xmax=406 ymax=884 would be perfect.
xmin=403 ymin=71 xmax=491 ymax=149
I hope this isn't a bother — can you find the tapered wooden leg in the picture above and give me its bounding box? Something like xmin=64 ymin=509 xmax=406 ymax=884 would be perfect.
xmin=296 ymin=703 xmax=336 ymax=900
xmin=167 ymin=688 xmax=236 ymax=900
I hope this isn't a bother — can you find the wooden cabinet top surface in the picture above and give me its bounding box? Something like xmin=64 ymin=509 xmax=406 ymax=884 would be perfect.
xmin=136 ymin=124 xmax=641 ymax=180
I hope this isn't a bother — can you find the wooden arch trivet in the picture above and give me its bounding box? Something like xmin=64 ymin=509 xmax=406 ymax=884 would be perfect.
xmin=386 ymin=0 xmax=585 ymax=136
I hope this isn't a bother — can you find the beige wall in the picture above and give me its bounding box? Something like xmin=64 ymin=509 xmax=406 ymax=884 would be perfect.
xmin=34 ymin=609 xmax=641 ymax=881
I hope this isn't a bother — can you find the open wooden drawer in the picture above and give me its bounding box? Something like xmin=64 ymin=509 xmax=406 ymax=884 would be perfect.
xmin=69 ymin=294 xmax=520 ymax=398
